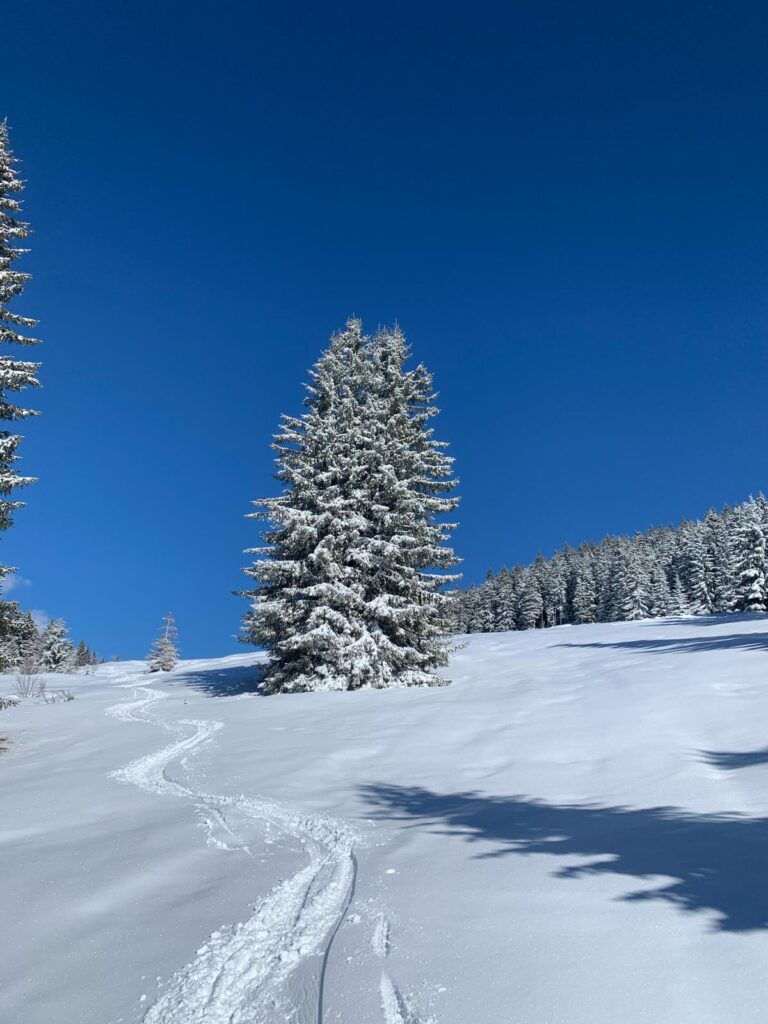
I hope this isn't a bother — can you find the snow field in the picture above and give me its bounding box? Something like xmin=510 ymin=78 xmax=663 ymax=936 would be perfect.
xmin=3 ymin=618 xmax=768 ymax=1022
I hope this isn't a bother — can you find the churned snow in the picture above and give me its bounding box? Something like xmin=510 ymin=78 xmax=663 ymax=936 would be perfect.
xmin=3 ymin=616 xmax=768 ymax=1023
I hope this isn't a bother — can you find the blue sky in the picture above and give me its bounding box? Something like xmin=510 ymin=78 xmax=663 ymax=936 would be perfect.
xmin=3 ymin=1 xmax=768 ymax=658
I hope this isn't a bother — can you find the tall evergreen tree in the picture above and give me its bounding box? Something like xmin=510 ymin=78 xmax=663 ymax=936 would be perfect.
xmin=74 ymin=640 xmax=94 ymax=668
xmin=243 ymin=320 xmax=460 ymax=692
xmin=571 ymin=560 xmax=597 ymax=624
xmin=538 ymin=553 xmax=566 ymax=628
xmin=16 ymin=608 xmax=40 ymax=665
xmin=493 ymin=567 xmax=518 ymax=631
xmin=0 ymin=122 xmax=41 ymax=587
xmin=0 ymin=599 xmax=27 ymax=670
xmin=597 ymin=543 xmax=625 ymax=622
xmin=3 ymin=605 xmax=40 ymax=669
xmin=703 ymin=508 xmax=733 ymax=612
xmin=647 ymin=563 xmax=672 ymax=618
xmin=455 ymin=586 xmax=482 ymax=633
xmin=475 ymin=570 xmax=497 ymax=632
xmin=515 ymin=568 xmax=543 ymax=630
xmin=678 ymin=522 xmax=712 ymax=614
xmin=618 ymin=548 xmax=651 ymax=621
xmin=732 ymin=502 xmax=767 ymax=612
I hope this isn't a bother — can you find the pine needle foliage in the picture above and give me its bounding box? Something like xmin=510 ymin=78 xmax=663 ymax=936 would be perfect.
xmin=0 ymin=121 xmax=40 ymax=582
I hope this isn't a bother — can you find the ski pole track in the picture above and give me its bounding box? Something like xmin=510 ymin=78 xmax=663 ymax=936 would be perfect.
xmin=105 ymin=678 xmax=359 ymax=1024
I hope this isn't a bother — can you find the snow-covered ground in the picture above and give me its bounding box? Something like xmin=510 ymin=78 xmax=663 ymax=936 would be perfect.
xmin=3 ymin=615 xmax=768 ymax=1023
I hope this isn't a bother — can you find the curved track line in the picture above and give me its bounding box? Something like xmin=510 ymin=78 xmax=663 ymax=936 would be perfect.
xmin=317 ymin=850 xmax=358 ymax=1024
xmin=106 ymin=680 xmax=358 ymax=1024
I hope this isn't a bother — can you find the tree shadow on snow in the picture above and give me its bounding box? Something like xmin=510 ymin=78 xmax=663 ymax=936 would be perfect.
xmin=700 ymin=747 xmax=768 ymax=770
xmin=556 ymin=632 xmax=768 ymax=655
xmin=361 ymin=783 xmax=768 ymax=932
xmin=173 ymin=662 xmax=266 ymax=697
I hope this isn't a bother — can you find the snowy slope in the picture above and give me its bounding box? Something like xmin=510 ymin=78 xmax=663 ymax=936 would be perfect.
xmin=3 ymin=617 xmax=768 ymax=1023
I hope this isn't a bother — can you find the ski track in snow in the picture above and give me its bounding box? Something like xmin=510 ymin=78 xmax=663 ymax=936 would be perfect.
xmin=373 ymin=914 xmax=430 ymax=1024
xmin=379 ymin=972 xmax=432 ymax=1024
xmin=371 ymin=913 xmax=391 ymax=958
xmin=106 ymin=678 xmax=360 ymax=1024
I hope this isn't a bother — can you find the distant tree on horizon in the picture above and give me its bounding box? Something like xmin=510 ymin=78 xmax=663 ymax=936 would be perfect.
xmin=147 ymin=612 xmax=179 ymax=672
xmin=74 ymin=640 xmax=99 ymax=668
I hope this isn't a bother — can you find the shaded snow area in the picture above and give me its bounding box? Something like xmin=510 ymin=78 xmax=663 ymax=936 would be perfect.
xmin=4 ymin=617 xmax=768 ymax=1023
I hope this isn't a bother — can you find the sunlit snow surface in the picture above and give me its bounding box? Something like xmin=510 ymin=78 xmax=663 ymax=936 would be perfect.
xmin=3 ymin=616 xmax=768 ymax=1023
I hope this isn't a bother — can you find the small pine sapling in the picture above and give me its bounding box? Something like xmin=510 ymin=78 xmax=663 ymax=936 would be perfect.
xmin=147 ymin=613 xmax=179 ymax=672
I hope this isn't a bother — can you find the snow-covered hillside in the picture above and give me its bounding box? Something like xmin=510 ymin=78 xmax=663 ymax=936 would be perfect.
xmin=3 ymin=615 xmax=768 ymax=1023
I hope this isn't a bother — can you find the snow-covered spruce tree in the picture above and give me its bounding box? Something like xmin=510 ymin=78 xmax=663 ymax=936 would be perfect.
xmin=461 ymin=586 xmax=485 ymax=633
xmin=242 ymin=320 xmax=460 ymax=692
xmin=515 ymin=568 xmax=543 ymax=630
xmin=677 ymin=521 xmax=712 ymax=615
xmin=0 ymin=603 xmax=40 ymax=670
xmin=0 ymin=123 xmax=41 ymax=587
xmin=647 ymin=563 xmax=672 ymax=618
xmin=16 ymin=608 xmax=40 ymax=666
xmin=618 ymin=548 xmax=651 ymax=621
xmin=596 ymin=542 xmax=622 ymax=622
xmin=475 ymin=570 xmax=498 ymax=632
xmin=147 ymin=612 xmax=179 ymax=672
xmin=545 ymin=553 xmax=568 ymax=627
xmin=731 ymin=501 xmax=767 ymax=612
xmin=703 ymin=508 xmax=733 ymax=612
xmin=493 ymin=567 xmax=519 ymax=631
xmin=571 ymin=560 xmax=597 ymax=624
xmin=74 ymin=640 xmax=99 ymax=668
xmin=448 ymin=585 xmax=479 ymax=630
xmin=39 ymin=618 xmax=75 ymax=672
xmin=0 ymin=599 xmax=24 ymax=670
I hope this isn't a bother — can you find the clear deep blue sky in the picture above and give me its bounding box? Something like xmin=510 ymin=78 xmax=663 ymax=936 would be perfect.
xmin=3 ymin=1 xmax=768 ymax=657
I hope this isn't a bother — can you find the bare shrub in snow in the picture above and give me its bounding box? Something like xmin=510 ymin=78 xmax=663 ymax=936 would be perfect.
xmin=42 ymin=688 xmax=75 ymax=704
xmin=14 ymin=662 xmax=43 ymax=698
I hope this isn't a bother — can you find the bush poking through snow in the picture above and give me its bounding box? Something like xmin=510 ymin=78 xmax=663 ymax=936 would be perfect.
xmin=41 ymin=688 xmax=74 ymax=704
xmin=14 ymin=664 xmax=43 ymax=698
